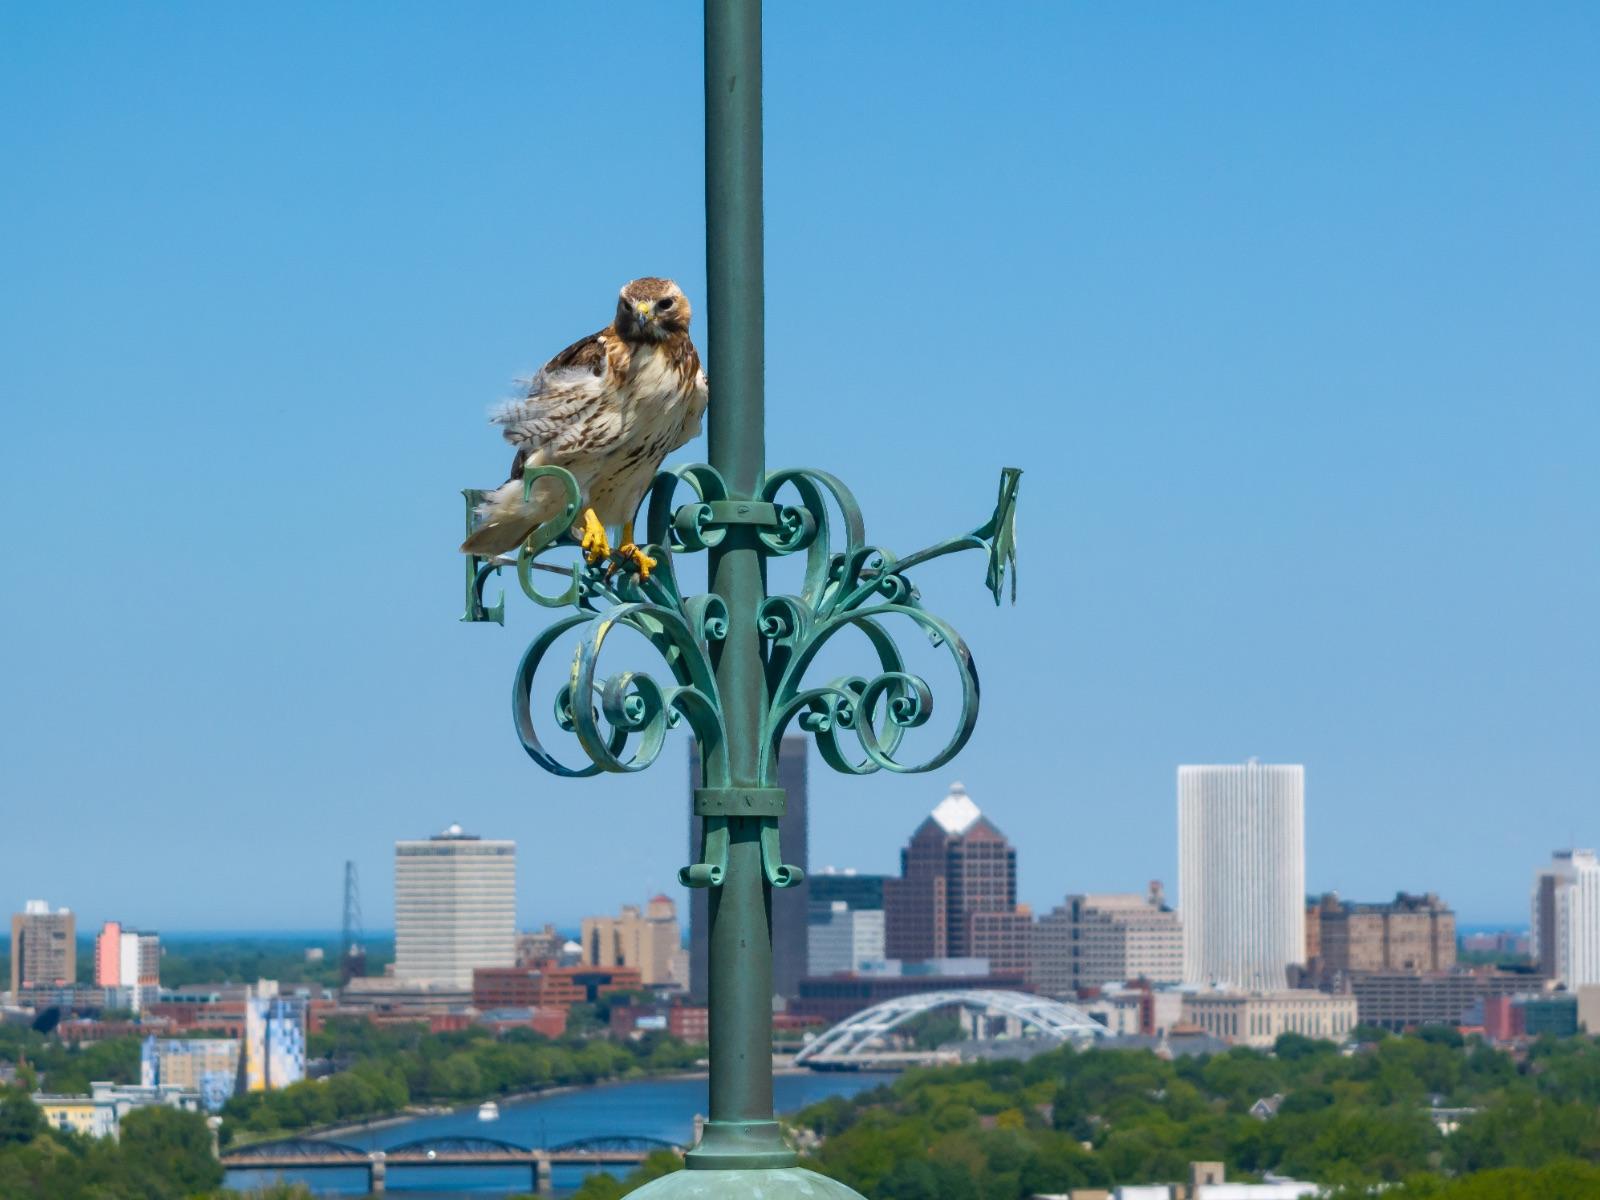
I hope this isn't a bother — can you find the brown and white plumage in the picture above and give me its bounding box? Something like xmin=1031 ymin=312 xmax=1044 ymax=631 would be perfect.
xmin=461 ymin=278 xmax=708 ymax=560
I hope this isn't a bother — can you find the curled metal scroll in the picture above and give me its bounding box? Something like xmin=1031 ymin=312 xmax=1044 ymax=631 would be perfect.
xmin=755 ymin=467 xmax=1012 ymax=778
xmin=467 ymin=459 xmax=1019 ymax=802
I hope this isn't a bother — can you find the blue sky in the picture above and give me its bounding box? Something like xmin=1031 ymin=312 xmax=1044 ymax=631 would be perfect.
xmin=1 ymin=3 xmax=1595 ymax=932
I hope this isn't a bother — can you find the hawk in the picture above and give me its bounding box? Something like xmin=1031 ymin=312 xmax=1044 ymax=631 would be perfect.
xmin=461 ymin=277 xmax=708 ymax=580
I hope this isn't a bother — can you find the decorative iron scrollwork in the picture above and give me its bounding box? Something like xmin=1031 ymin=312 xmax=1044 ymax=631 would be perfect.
xmin=464 ymin=459 xmax=1020 ymax=884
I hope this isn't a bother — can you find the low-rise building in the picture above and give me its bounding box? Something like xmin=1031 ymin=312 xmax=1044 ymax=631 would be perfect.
xmin=57 ymin=1018 xmax=173 ymax=1045
xmin=472 ymin=964 xmax=642 ymax=1012
xmin=669 ymin=1004 xmax=709 ymax=1042
xmin=1521 ymin=994 xmax=1579 ymax=1037
xmin=336 ymin=978 xmax=473 ymax=1020
xmin=1345 ymin=968 xmax=1542 ymax=1031
xmin=34 ymin=1081 xmax=201 ymax=1139
xmin=1180 ymin=989 xmax=1357 ymax=1048
xmin=1076 ymin=981 xmax=1185 ymax=1037
xmin=476 ymin=1006 xmax=568 ymax=1038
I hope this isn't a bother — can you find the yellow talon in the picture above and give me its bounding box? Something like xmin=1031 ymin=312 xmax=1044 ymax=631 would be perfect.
xmin=617 ymin=544 xmax=657 ymax=581
xmin=611 ymin=520 xmax=656 ymax=581
xmin=579 ymin=508 xmax=611 ymax=565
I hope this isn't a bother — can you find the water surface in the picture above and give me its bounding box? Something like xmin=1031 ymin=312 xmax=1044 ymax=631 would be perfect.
xmin=225 ymin=1071 xmax=893 ymax=1198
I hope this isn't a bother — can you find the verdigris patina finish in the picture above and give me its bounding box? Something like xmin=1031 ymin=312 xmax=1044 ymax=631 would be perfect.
xmin=462 ymin=0 xmax=1019 ymax=1187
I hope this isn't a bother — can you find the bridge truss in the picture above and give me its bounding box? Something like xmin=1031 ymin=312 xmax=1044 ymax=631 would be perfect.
xmin=793 ymin=989 xmax=1107 ymax=1066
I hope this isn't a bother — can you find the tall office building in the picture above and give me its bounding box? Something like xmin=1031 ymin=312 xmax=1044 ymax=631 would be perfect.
xmin=582 ymin=895 xmax=686 ymax=987
xmin=394 ymin=824 xmax=516 ymax=988
xmin=1533 ymin=850 xmax=1600 ymax=988
xmin=1178 ymin=761 xmax=1306 ymax=990
xmin=1034 ymin=886 xmax=1183 ymax=999
xmin=883 ymin=782 xmax=1022 ymax=967
xmin=10 ymin=900 xmax=75 ymax=994
xmin=93 ymin=922 xmax=160 ymax=1011
xmin=689 ymin=737 xmax=809 ymax=1003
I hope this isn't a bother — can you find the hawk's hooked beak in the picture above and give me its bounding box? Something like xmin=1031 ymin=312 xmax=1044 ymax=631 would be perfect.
xmin=633 ymin=301 xmax=653 ymax=324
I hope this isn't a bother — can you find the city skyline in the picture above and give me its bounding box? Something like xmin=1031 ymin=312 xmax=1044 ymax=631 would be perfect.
xmin=3 ymin=757 xmax=1587 ymax=935
xmin=3 ymin=4 xmax=1597 ymax=930
xmin=3 ymin=764 xmax=1574 ymax=947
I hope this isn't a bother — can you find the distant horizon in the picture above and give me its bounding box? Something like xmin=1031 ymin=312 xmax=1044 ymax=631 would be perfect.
xmin=0 ymin=920 xmax=1535 ymax=941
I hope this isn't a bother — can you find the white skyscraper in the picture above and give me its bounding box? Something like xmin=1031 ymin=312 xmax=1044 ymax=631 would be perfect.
xmin=1532 ymin=850 xmax=1600 ymax=988
xmin=394 ymin=824 xmax=516 ymax=988
xmin=1178 ymin=761 xmax=1306 ymax=990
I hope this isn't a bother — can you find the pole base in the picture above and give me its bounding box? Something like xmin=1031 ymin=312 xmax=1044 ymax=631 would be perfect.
xmin=684 ymin=1119 xmax=797 ymax=1169
xmin=632 ymin=1166 xmax=869 ymax=1200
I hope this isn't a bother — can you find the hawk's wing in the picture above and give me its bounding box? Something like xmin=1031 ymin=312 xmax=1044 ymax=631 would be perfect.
xmin=676 ymin=361 xmax=709 ymax=447
xmin=491 ymin=330 xmax=625 ymax=461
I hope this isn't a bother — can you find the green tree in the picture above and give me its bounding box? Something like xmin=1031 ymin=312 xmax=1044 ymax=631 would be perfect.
xmin=118 ymin=1105 xmax=223 ymax=1195
xmin=0 ymin=1092 xmax=44 ymax=1147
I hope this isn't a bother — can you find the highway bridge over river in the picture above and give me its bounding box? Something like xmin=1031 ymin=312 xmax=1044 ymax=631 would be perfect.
xmin=222 ymin=1133 xmax=682 ymax=1195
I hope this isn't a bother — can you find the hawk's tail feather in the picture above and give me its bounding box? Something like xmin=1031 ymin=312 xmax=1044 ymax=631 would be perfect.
xmin=459 ymin=475 xmax=573 ymax=557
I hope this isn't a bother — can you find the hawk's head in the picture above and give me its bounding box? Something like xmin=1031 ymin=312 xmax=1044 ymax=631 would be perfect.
xmin=616 ymin=277 xmax=691 ymax=345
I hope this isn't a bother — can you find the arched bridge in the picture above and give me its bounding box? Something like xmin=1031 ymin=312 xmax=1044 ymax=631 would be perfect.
xmin=794 ymin=989 xmax=1108 ymax=1068
xmin=224 ymin=1135 xmax=369 ymax=1161
xmin=222 ymin=1130 xmax=685 ymax=1195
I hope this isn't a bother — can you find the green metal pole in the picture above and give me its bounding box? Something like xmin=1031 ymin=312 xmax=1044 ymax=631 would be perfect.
xmin=690 ymin=0 xmax=792 ymax=1171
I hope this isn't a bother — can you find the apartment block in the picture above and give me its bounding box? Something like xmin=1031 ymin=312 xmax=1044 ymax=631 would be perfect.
xmin=1035 ymin=887 xmax=1183 ymax=998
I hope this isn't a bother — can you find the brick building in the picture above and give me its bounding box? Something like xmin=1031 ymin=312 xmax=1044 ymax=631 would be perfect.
xmin=471 ymin=964 xmax=641 ymax=1012
xmin=1306 ymin=892 xmax=1456 ymax=975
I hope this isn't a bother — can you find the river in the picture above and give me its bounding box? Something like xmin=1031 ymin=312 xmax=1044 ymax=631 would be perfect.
xmin=224 ymin=1071 xmax=894 ymax=1198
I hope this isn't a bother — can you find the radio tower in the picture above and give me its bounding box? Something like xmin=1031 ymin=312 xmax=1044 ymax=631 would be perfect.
xmin=340 ymin=860 xmax=366 ymax=985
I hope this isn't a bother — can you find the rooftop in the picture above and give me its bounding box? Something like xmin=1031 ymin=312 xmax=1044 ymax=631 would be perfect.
xmin=930 ymin=782 xmax=982 ymax=835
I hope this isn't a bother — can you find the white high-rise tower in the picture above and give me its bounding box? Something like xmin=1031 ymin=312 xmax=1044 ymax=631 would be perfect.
xmin=1532 ymin=850 xmax=1600 ymax=988
xmin=394 ymin=824 xmax=516 ymax=988
xmin=1178 ymin=761 xmax=1306 ymax=990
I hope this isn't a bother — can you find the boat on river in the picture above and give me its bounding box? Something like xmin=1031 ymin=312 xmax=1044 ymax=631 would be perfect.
xmin=477 ymin=1100 xmax=500 ymax=1121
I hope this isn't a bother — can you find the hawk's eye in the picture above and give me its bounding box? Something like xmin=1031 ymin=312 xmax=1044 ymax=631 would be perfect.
xmin=658 ymin=297 xmax=675 ymax=310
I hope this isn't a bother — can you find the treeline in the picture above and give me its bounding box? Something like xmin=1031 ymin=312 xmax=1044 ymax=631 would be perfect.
xmin=0 ymin=1094 xmax=221 ymax=1200
xmin=789 ymin=1030 xmax=1600 ymax=1198
xmin=1329 ymin=1160 xmax=1600 ymax=1199
xmin=222 ymin=1019 xmax=705 ymax=1138
xmin=156 ymin=936 xmax=395 ymax=990
xmin=0 ymin=1023 xmax=142 ymax=1095
xmin=1 ymin=1084 xmax=319 ymax=1199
